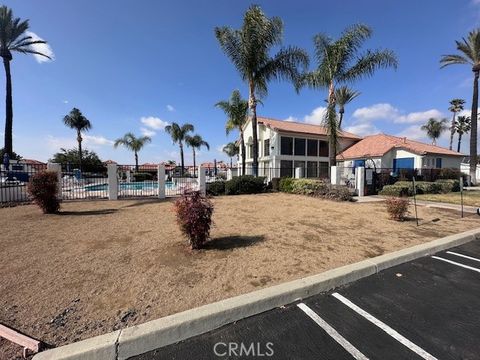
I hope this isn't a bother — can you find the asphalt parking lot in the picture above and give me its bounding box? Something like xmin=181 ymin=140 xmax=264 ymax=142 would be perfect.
xmin=132 ymin=240 xmax=480 ymax=360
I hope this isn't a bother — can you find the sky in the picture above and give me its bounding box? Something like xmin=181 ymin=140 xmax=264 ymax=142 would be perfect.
xmin=1 ymin=0 xmax=480 ymax=164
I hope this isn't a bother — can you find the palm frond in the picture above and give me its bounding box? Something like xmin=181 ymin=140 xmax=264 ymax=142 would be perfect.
xmin=340 ymin=49 xmax=398 ymax=82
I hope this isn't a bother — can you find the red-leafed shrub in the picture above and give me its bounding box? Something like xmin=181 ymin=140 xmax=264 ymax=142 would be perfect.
xmin=27 ymin=171 xmax=60 ymax=214
xmin=174 ymin=191 xmax=214 ymax=249
xmin=385 ymin=196 xmax=409 ymax=221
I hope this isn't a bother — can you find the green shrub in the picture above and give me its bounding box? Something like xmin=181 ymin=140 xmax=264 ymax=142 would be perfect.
xmin=435 ymin=179 xmax=460 ymax=193
xmin=27 ymin=171 xmax=60 ymax=214
xmin=438 ymin=168 xmax=461 ymax=180
xmin=393 ymin=181 xmax=442 ymax=194
xmin=279 ymin=177 xmax=295 ymax=193
xmin=385 ymin=197 xmax=409 ymax=221
xmin=324 ymin=185 xmax=354 ymax=201
xmin=133 ymin=172 xmax=153 ymax=182
xmin=290 ymin=178 xmax=330 ymax=196
xmin=206 ymin=181 xmax=226 ymax=196
xmin=379 ymin=184 xmax=411 ymax=197
xmin=225 ymin=175 xmax=266 ymax=195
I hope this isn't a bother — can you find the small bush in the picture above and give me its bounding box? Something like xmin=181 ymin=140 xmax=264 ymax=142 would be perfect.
xmin=173 ymin=191 xmax=214 ymax=249
xmin=379 ymin=184 xmax=411 ymax=197
xmin=27 ymin=171 xmax=60 ymax=214
xmin=324 ymin=185 xmax=354 ymax=201
xmin=133 ymin=172 xmax=153 ymax=182
xmin=225 ymin=175 xmax=266 ymax=195
xmin=291 ymin=178 xmax=330 ymax=197
xmin=279 ymin=177 xmax=295 ymax=193
xmin=435 ymin=179 xmax=460 ymax=193
xmin=207 ymin=181 xmax=226 ymax=196
xmin=385 ymin=197 xmax=410 ymax=221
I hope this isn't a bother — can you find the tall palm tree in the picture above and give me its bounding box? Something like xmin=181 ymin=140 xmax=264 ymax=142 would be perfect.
xmin=185 ymin=134 xmax=210 ymax=176
xmin=223 ymin=142 xmax=239 ymax=169
xmin=164 ymin=122 xmax=194 ymax=175
xmin=300 ymin=24 xmax=397 ymax=167
xmin=62 ymin=108 xmax=92 ymax=171
xmin=455 ymin=115 xmax=471 ymax=153
xmin=441 ymin=30 xmax=480 ymax=184
xmin=113 ymin=132 xmax=151 ymax=172
xmin=447 ymin=98 xmax=466 ymax=150
xmin=215 ymin=90 xmax=248 ymax=175
xmin=215 ymin=5 xmax=309 ymax=176
xmin=0 ymin=6 xmax=51 ymax=156
xmin=421 ymin=118 xmax=448 ymax=145
xmin=335 ymin=86 xmax=361 ymax=128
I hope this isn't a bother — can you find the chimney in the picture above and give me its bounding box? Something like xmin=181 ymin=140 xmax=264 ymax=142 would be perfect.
xmin=403 ymin=137 xmax=407 ymax=143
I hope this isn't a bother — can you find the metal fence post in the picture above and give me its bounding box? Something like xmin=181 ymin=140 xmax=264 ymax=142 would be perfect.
xmin=107 ymin=164 xmax=118 ymax=200
xmin=47 ymin=162 xmax=62 ymax=199
xmin=158 ymin=164 xmax=166 ymax=199
xmin=198 ymin=166 xmax=206 ymax=195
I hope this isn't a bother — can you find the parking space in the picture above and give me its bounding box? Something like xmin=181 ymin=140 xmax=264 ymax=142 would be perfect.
xmin=131 ymin=240 xmax=480 ymax=360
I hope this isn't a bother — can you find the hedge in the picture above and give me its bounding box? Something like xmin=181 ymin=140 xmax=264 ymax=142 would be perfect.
xmin=224 ymin=175 xmax=266 ymax=195
xmin=379 ymin=179 xmax=460 ymax=196
xmin=279 ymin=178 xmax=353 ymax=201
xmin=206 ymin=181 xmax=226 ymax=196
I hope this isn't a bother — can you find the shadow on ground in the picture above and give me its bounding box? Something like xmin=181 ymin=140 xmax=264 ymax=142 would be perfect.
xmin=121 ymin=199 xmax=173 ymax=209
xmin=59 ymin=209 xmax=118 ymax=216
xmin=204 ymin=235 xmax=265 ymax=251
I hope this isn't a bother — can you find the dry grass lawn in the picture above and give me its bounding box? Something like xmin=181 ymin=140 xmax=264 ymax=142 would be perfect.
xmin=1 ymin=193 xmax=479 ymax=358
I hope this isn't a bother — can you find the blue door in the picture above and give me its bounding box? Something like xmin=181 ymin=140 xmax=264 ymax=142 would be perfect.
xmin=393 ymin=158 xmax=414 ymax=171
xmin=353 ymin=159 xmax=365 ymax=174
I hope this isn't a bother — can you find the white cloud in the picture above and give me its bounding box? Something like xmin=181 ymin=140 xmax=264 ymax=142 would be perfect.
xmin=63 ymin=100 xmax=69 ymax=104
xmin=284 ymin=116 xmax=297 ymax=122
xmin=84 ymin=135 xmax=114 ymax=146
xmin=345 ymin=123 xmax=380 ymax=136
xmin=395 ymin=109 xmax=443 ymax=124
xmin=25 ymin=31 xmax=54 ymax=63
xmin=166 ymin=105 xmax=175 ymax=112
xmin=304 ymin=106 xmax=328 ymax=125
xmin=396 ymin=125 xmax=426 ymax=141
xmin=352 ymin=103 xmax=399 ymax=122
xmin=47 ymin=135 xmax=76 ymax=150
xmin=140 ymin=116 xmax=169 ymax=130
xmin=140 ymin=127 xmax=156 ymax=137
xmin=216 ymin=144 xmax=226 ymax=153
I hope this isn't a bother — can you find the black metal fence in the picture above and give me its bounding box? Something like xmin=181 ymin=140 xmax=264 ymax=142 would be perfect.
xmin=61 ymin=163 xmax=108 ymax=200
xmin=0 ymin=163 xmax=47 ymax=204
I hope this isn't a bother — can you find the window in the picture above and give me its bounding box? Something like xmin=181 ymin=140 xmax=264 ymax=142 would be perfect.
xmin=307 ymin=139 xmax=318 ymax=156
xmin=319 ymin=162 xmax=329 ymax=178
xmin=319 ymin=141 xmax=329 ymax=157
xmin=248 ymin=144 xmax=253 ymax=159
xmin=436 ymin=158 xmax=442 ymax=168
xmin=280 ymin=160 xmax=293 ymax=177
xmin=307 ymin=161 xmax=318 ymax=178
xmin=264 ymin=139 xmax=270 ymax=157
xmin=294 ymin=138 xmax=306 ymax=156
xmin=281 ymin=137 xmax=293 ymax=155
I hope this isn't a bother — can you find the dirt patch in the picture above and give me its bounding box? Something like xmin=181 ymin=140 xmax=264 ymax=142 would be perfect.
xmin=0 ymin=193 xmax=479 ymax=358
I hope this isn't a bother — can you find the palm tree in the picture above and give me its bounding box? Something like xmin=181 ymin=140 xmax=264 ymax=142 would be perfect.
xmin=113 ymin=132 xmax=151 ymax=172
xmin=215 ymin=5 xmax=309 ymax=176
xmin=164 ymin=122 xmax=194 ymax=175
xmin=335 ymin=86 xmax=361 ymax=128
xmin=421 ymin=118 xmax=448 ymax=145
xmin=300 ymin=24 xmax=397 ymax=167
xmin=62 ymin=108 xmax=92 ymax=171
xmin=0 ymin=6 xmax=51 ymax=157
xmin=447 ymin=99 xmax=466 ymax=150
xmin=215 ymin=90 xmax=249 ymax=175
xmin=223 ymin=142 xmax=239 ymax=169
xmin=455 ymin=116 xmax=471 ymax=153
xmin=441 ymin=30 xmax=480 ymax=184
xmin=185 ymin=134 xmax=210 ymax=176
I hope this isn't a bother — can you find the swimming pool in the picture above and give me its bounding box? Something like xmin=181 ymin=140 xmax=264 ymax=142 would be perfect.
xmin=85 ymin=181 xmax=176 ymax=191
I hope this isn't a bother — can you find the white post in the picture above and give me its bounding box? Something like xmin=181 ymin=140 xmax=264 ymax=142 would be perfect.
xmin=330 ymin=166 xmax=338 ymax=185
xmin=356 ymin=166 xmax=365 ymax=197
xmin=227 ymin=169 xmax=233 ymax=181
xmin=107 ymin=164 xmax=118 ymax=200
xmin=47 ymin=162 xmax=62 ymax=199
xmin=158 ymin=164 xmax=166 ymax=199
xmin=198 ymin=166 xmax=206 ymax=195
xmin=294 ymin=167 xmax=303 ymax=179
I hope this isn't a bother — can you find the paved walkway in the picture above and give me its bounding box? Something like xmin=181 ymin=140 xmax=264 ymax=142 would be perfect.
xmin=132 ymin=240 xmax=480 ymax=359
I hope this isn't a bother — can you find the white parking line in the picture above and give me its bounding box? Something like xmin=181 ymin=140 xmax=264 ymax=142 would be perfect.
xmin=446 ymin=251 xmax=480 ymax=263
xmin=297 ymin=303 xmax=369 ymax=360
xmin=331 ymin=293 xmax=438 ymax=360
xmin=432 ymin=256 xmax=480 ymax=273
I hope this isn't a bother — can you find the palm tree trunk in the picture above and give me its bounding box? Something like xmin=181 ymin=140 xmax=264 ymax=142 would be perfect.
xmin=249 ymin=80 xmax=258 ymax=177
xmin=230 ymin=157 xmax=233 ymax=169
xmin=135 ymin=151 xmax=139 ymax=172
xmin=470 ymin=69 xmax=479 ymax=185
xmin=338 ymin=109 xmax=344 ymax=128
xmin=192 ymin=148 xmax=196 ymax=177
xmin=77 ymin=130 xmax=83 ymax=172
xmin=432 ymin=138 xmax=437 ymax=146
xmin=449 ymin=112 xmax=456 ymax=150
xmin=458 ymin=133 xmax=463 ymax=153
xmin=180 ymin=142 xmax=185 ymax=176
xmin=327 ymin=82 xmax=337 ymax=171
xmin=3 ymin=58 xmax=13 ymax=156
xmin=240 ymin=130 xmax=246 ymax=175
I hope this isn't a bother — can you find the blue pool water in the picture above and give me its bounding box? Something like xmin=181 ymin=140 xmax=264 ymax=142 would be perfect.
xmin=85 ymin=182 xmax=175 ymax=191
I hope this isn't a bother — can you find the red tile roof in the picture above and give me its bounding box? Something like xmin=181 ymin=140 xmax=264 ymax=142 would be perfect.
xmin=337 ymin=133 xmax=463 ymax=160
xmin=256 ymin=116 xmax=362 ymax=140
xmin=21 ymin=159 xmax=46 ymax=165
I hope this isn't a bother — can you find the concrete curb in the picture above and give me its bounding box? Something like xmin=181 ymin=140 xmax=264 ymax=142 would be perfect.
xmin=33 ymin=228 xmax=480 ymax=360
